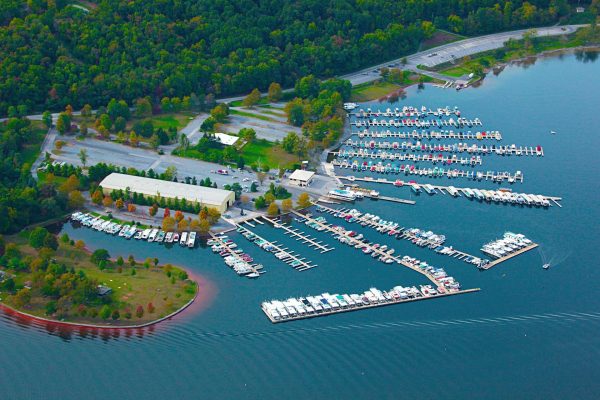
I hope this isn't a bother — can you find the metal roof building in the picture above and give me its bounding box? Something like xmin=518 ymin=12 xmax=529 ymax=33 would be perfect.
xmin=288 ymin=170 xmax=315 ymax=187
xmin=100 ymin=173 xmax=235 ymax=213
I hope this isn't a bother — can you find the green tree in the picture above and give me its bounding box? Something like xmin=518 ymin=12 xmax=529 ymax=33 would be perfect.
xmin=91 ymin=249 xmax=110 ymax=266
xmin=243 ymin=88 xmax=261 ymax=108
xmin=42 ymin=111 xmax=52 ymax=129
xmin=282 ymin=132 xmax=299 ymax=153
xmin=100 ymin=305 xmax=111 ymax=320
xmin=78 ymin=148 xmax=88 ymax=167
xmin=56 ymin=113 xmax=71 ymax=134
xmin=267 ymin=82 xmax=282 ymax=102
xmin=29 ymin=227 xmax=49 ymax=249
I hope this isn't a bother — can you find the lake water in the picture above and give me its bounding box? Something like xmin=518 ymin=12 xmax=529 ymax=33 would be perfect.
xmin=2 ymin=52 xmax=600 ymax=399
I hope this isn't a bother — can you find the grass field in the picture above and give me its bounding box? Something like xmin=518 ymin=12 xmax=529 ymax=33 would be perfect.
xmin=350 ymin=81 xmax=402 ymax=102
xmin=2 ymin=236 xmax=196 ymax=326
xmin=241 ymin=140 xmax=299 ymax=169
xmin=440 ymin=65 xmax=473 ymax=77
xmin=21 ymin=128 xmax=47 ymax=166
xmin=228 ymin=97 xmax=271 ymax=107
xmin=127 ymin=112 xmax=196 ymax=131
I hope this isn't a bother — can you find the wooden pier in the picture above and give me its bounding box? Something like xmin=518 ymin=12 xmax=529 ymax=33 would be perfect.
xmin=262 ymin=217 xmax=334 ymax=253
xmin=480 ymin=243 xmax=539 ymax=270
xmin=332 ymin=150 xmax=483 ymax=165
xmin=235 ymin=224 xmax=318 ymax=271
xmin=262 ymin=288 xmax=481 ymax=323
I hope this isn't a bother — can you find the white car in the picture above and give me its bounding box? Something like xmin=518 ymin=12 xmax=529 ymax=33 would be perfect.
xmin=243 ymin=178 xmax=249 ymax=182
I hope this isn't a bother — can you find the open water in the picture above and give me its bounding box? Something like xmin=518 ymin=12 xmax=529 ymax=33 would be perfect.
xmin=1 ymin=52 xmax=599 ymax=399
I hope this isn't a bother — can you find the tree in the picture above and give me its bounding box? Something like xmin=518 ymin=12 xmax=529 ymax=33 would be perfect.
xmin=250 ymin=182 xmax=258 ymax=192
xmin=43 ymin=234 xmax=58 ymax=250
xmin=163 ymin=166 xmax=177 ymax=181
xmin=267 ymin=202 xmax=279 ymax=216
xmin=92 ymin=190 xmax=103 ymax=204
xmin=68 ymin=190 xmax=85 ymax=208
xmin=65 ymin=104 xmax=74 ymax=117
xmin=147 ymin=302 xmax=156 ymax=313
xmin=81 ymin=104 xmax=92 ymax=118
xmin=54 ymin=140 xmax=65 ymax=151
xmin=91 ymin=249 xmax=110 ymax=266
xmin=78 ymin=148 xmax=88 ymax=167
xmin=13 ymin=288 xmax=31 ymax=308
xmin=117 ymin=256 xmax=124 ymax=266
xmin=284 ymin=98 xmax=305 ymax=126
xmin=206 ymin=208 xmax=221 ymax=225
xmin=243 ymin=88 xmax=261 ymax=108
xmin=174 ymin=210 xmax=184 ymax=222
xmin=149 ymin=134 xmax=160 ymax=150
xmin=163 ymin=208 xmax=171 ymax=218
xmin=264 ymin=192 xmax=276 ymax=205
xmin=239 ymin=128 xmax=256 ymax=142
xmin=136 ymin=305 xmax=144 ymax=318
xmin=79 ymin=121 xmax=88 ymax=137
xmin=177 ymin=218 xmax=189 ymax=231
xmin=254 ymin=196 xmax=266 ymax=209
xmin=29 ymin=227 xmax=50 ymax=249
xmin=297 ymin=192 xmax=311 ymax=208
xmin=149 ymin=204 xmax=158 ymax=217
xmin=256 ymin=172 xmax=267 ymax=185
xmin=100 ymin=305 xmax=111 ymax=320
xmin=162 ymin=216 xmax=176 ymax=231
xmin=135 ymin=97 xmax=152 ymax=117
xmin=58 ymin=174 xmax=80 ymax=194
xmin=127 ymin=203 xmax=137 ymax=213
xmin=42 ymin=111 xmax=52 ymax=128
xmin=114 ymin=116 xmax=126 ymax=132
xmin=129 ymin=131 xmax=139 ymax=147
xmin=282 ymin=132 xmax=300 ymax=153
xmin=115 ymin=198 xmax=124 ymax=209
xmin=198 ymin=219 xmax=210 ymax=234
xmin=281 ymin=198 xmax=292 ymax=212
xmin=102 ymin=196 xmax=113 ymax=208
xmin=75 ymin=240 xmax=86 ymax=249
xmin=268 ymin=82 xmax=282 ymax=102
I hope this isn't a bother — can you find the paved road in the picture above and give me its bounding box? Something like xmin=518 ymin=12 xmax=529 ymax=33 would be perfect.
xmin=30 ymin=127 xmax=57 ymax=180
xmin=338 ymin=25 xmax=584 ymax=85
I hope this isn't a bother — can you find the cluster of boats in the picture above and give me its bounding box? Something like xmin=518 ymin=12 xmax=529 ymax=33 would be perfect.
xmin=261 ymin=283 xmax=454 ymax=322
xmin=343 ymin=140 xmax=543 ymax=156
xmin=433 ymin=246 xmax=488 ymax=268
xmin=350 ymin=105 xmax=463 ymax=119
xmin=337 ymin=150 xmax=483 ymax=166
xmin=70 ymin=212 xmax=197 ymax=247
xmin=236 ymin=227 xmax=316 ymax=271
xmin=351 ymin=117 xmax=480 ymax=128
xmin=458 ymin=187 xmax=551 ymax=206
xmin=353 ymin=129 xmax=502 ymax=140
xmin=481 ymin=232 xmax=534 ymax=259
xmin=208 ymin=236 xmax=262 ymax=278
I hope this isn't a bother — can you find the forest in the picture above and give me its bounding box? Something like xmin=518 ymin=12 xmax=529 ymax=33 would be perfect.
xmin=0 ymin=0 xmax=577 ymax=115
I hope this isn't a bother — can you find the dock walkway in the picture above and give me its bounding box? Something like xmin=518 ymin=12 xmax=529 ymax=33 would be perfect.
xmin=262 ymin=217 xmax=334 ymax=253
xmin=481 ymin=243 xmax=539 ymax=270
xmin=209 ymin=233 xmax=262 ymax=276
xmin=235 ymin=224 xmax=318 ymax=271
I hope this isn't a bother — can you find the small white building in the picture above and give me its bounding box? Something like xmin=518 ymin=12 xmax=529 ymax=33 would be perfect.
xmin=288 ymin=170 xmax=315 ymax=187
xmin=214 ymin=133 xmax=239 ymax=146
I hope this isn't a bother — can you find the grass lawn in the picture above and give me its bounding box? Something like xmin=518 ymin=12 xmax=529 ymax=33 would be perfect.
xmin=1 ymin=236 xmax=196 ymax=326
xmin=21 ymin=128 xmax=47 ymax=166
xmin=229 ymin=97 xmax=270 ymax=107
xmin=127 ymin=112 xmax=196 ymax=131
xmin=230 ymin=109 xmax=276 ymax=122
xmin=37 ymin=171 xmax=68 ymax=185
xmin=241 ymin=140 xmax=299 ymax=169
xmin=440 ymin=65 xmax=473 ymax=77
xmin=350 ymin=81 xmax=402 ymax=102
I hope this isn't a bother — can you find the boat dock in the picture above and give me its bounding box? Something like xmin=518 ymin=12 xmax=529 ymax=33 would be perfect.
xmin=209 ymin=233 xmax=263 ymax=277
xmin=481 ymin=243 xmax=539 ymax=270
xmin=291 ymin=210 xmax=449 ymax=289
xmin=351 ymin=130 xmax=502 ymax=141
xmin=332 ymin=150 xmax=483 ymax=165
xmin=262 ymin=217 xmax=334 ymax=253
xmin=336 ymin=176 xmax=561 ymax=207
xmin=333 ymin=161 xmax=524 ymax=182
xmin=235 ymin=224 xmax=318 ymax=271
xmin=262 ymin=287 xmax=480 ymax=323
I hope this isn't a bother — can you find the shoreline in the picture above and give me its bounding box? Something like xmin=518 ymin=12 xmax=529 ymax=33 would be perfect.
xmin=0 ymin=239 xmax=216 ymax=331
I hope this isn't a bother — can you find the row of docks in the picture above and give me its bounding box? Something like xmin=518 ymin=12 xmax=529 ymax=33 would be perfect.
xmin=235 ymin=223 xmax=318 ymax=271
xmin=261 ymin=285 xmax=480 ymax=323
xmin=343 ymin=140 xmax=544 ymax=157
xmin=208 ymin=234 xmax=263 ymax=279
xmin=339 ymin=177 xmax=562 ymax=207
xmin=315 ymin=205 xmax=487 ymax=268
xmin=291 ymin=210 xmax=462 ymax=290
xmin=333 ymin=161 xmax=524 ymax=183
xmin=349 ymin=105 xmax=462 ymax=119
xmin=261 ymin=217 xmax=335 ymax=253
xmin=70 ymin=212 xmax=197 ymax=247
xmin=351 ymin=117 xmax=482 ymax=129
xmin=333 ymin=149 xmax=483 ymax=166
xmin=352 ymin=129 xmax=502 ymax=141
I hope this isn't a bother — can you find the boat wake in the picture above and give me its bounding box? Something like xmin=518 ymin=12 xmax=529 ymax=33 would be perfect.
xmin=538 ymin=246 xmax=571 ymax=268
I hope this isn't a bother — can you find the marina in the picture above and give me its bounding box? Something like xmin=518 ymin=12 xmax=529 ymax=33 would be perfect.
xmin=235 ymin=224 xmax=318 ymax=271
xmin=479 ymin=232 xmax=539 ymax=270
xmin=351 ymin=129 xmax=502 ymax=140
xmin=337 ymin=177 xmax=561 ymax=207
xmin=332 ymin=149 xmax=484 ymax=165
xmin=262 ymin=217 xmax=335 ymax=253
xmin=291 ymin=210 xmax=462 ymax=290
xmin=261 ymin=286 xmax=480 ymax=323
xmin=208 ymin=234 xmax=263 ymax=279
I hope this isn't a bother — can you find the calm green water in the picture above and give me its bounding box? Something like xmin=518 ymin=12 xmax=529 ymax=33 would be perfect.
xmin=2 ymin=52 xmax=600 ymax=399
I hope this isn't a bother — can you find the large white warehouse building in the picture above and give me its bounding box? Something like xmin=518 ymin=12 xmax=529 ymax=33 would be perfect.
xmin=100 ymin=173 xmax=235 ymax=213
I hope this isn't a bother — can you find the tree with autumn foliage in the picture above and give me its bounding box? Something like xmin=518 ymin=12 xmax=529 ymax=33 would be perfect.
xmin=102 ymin=196 xmax=113 ymax=208
xmin=127 ymin=203 xmax=136 ymax=213
xmin=149 ymin=204 xmax=158 ymax=217
xmin=163 ymin=208 xmax=170 ymax=218
xmin=115 ymin=198 xmax=124 ymax=209
xmin=174 ymin=210 xmax=184 ymax=222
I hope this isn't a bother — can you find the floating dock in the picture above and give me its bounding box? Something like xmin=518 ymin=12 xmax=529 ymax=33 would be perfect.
xmin=262 ymin=287 xmax=480 ymax=323
xmin=262 ymin=217 xmax=334 ymax=253
xmin=332 ymin=150 xmax=483 ymax=165
xmin=209 ymin=233 xmax=263 ymax=278
xmin=235 ymin=224 xmax=318 ymax=271
xmin=351 ymin=129 xmax=502 ymax=141
xmin=480 ymin=243 xmax=539 ymax=270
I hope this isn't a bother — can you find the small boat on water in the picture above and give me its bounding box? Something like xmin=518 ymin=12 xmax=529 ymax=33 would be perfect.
xmin=542 ymin=263 xmax=550 ymax=270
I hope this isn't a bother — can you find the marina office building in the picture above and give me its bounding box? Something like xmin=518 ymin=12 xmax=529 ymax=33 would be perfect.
xmin=100 ymin=173 xmax=235 ymax=213
xmin=288 ymin=169 xmax=315 ymax=187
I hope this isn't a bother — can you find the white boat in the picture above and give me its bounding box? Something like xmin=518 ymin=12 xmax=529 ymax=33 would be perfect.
xmin=187 ymin=232 xmax=196 ymax=248
xmin=180 ymin=231 xmax=188 ymax=246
